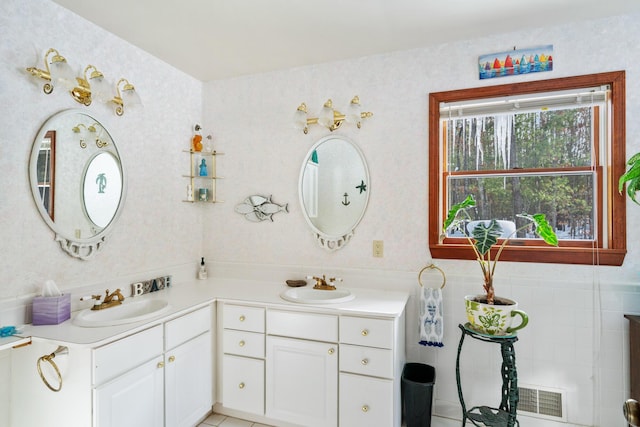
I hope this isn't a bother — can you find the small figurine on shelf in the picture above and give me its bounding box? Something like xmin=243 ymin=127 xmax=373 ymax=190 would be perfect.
xmin=205 ymin=134 xmax=214 ymax=152
xmin=192 ymin=134 xmax=203 ymax=152
xmin=199 ymin=158 xmax=208 ymax=176
xmin=187 ymin=184 xmax=194 ymax=202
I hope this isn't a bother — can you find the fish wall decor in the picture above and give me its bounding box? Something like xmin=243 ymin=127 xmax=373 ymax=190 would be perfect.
xmin=234 ymin=194 xmax=289 ymax=222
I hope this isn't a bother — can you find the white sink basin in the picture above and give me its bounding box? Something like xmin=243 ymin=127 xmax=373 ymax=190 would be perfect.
xmin=280 ymin=287 xmax=354 ymax=304
xmin=73 ymin=299 xmax=171 ymax=327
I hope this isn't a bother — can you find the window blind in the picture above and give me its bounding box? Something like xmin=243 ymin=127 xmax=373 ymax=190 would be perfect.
xmin=440 ymin=85 xmax=610 ymax=118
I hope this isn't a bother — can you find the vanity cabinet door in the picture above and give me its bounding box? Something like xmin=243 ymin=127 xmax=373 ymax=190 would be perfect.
xmin=94 ymin=356 xmax=165 ymax=427
xmin=266 ymin=336 xmax=338 ymax=427
xmin=165 ymin=331 xmax=212 ymax=427
xmin=223 ymin=354 xmax=265 ymax=415
xmin=339 ymin=372 xmax=393 ymax=427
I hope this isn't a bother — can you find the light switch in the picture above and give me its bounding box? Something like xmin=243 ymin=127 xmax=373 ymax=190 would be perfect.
xmin=373 ymin=240 xmax=384 ymax=257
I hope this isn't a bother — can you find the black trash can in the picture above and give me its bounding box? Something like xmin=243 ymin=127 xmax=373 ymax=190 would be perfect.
xmin=402 ymin=363 xmax=436 ymax=427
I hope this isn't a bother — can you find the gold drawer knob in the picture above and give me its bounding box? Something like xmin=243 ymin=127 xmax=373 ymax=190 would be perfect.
xmin=168 ymin=355 xmax=176 ymax=363
xmin=239 ymin=315 xmax=246 ymax=322
xmin=361 ymin=329 xmax=369 ymax=336
xmin=157 ymin=361 xmax=165 ymax=369
xmin=239 ymin=340 xmax=246 ymax=347
xmin=362 ymin=405 xmax=369 ymax=412
xmin=328 ymin=348 xmax=335 ymax=355
xmin=361 ymin=358 xmax=369 ymax=365
xmin=239 ymin=382 xmax=245 ymax=389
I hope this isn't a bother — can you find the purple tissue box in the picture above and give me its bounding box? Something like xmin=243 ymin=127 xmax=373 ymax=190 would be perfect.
xmin=32 ymin=294 xmax=71 ymax=325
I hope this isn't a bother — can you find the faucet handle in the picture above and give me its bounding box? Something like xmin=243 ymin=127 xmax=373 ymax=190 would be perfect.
xmin=329 ymin=277 xmax=343 ymax=284
xmin=80 ymin=295 xmax=102 ymax=305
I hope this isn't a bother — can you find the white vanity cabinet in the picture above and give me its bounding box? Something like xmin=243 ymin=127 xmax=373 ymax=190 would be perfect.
xmin=221 ymin=303 xmax=265 ymax=415
xmin=266 ymin=310 xmax=338 ymax=427
xmin=95 ymin=305 xmax=213 ymax=427
xmin=215 ymin=296 xmax=406 ymax=427
xmin=11 ymin=304 xmax=214 ymax=427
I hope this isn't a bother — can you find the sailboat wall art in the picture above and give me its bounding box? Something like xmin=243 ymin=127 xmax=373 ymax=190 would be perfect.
xmin=479 ymin=45 xmax=553 ymax=80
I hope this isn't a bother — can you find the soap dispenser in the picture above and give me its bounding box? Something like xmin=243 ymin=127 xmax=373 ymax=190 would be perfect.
xmin=198 ymin=257 xmax=208 ymax=280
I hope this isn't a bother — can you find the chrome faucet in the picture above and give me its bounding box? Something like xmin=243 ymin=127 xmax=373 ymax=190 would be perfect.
xmin=81 ymin=288 xmax=125 ymax=310
xmin=307 ymin=275 xmax=342 ymax=290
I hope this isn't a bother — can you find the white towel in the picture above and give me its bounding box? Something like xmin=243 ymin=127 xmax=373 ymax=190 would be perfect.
xmin=419 ymin=287 xmax=444 ymax=347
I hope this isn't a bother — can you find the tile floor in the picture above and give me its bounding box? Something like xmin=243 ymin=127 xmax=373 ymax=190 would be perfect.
xmin=198 ymin=413 xmax=459 ymax=427
xmin=198 ymin=413 xmax=271 ymax=427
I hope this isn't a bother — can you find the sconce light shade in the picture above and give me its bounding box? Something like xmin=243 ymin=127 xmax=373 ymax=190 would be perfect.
xmin=345 ymin=96 xmax=363 ymax=126
xmin=48 ymin=52 xmax=76 ymax=91
xmin=86 ymin=66 xmax=113 ymax=103
xmin=318 ymin=99 xmax=335 ymax=129
xmin=121 ymin=83 xmax=142 ymax=107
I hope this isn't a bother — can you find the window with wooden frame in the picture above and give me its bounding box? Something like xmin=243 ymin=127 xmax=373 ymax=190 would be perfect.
xmin=36 ymin=130 xmax=56 ymax=221
xmin=428 ymin=71 xmax=626 ymax=266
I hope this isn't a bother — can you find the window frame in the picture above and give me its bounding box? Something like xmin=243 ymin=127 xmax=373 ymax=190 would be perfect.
xmin=428 ymin=71 xmax=627 ymax=266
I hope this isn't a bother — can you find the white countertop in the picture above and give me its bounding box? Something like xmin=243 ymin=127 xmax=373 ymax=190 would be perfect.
xmin=15 ymin=277 xmax=409 ymax=348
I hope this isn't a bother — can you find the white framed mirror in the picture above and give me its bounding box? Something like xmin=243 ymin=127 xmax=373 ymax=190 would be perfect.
xmin=298 ymin=135 xmax=370 ymax=251
xmin=29 ymin=109 xmax=126 ymax=259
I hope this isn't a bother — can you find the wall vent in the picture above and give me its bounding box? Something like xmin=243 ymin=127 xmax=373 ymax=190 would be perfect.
xmin=518 ymin=385 xmax=567 ymax=422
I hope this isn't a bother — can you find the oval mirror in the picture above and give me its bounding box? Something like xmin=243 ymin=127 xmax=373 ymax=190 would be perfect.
xmin=298 ymin=135 xmax=369 ymax=251
xmin=29 ymin=110 xmax=126 ymax=259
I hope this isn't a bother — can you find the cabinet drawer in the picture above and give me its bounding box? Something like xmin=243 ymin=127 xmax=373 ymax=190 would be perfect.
xmin=340 ymin=344 xmax=393 ymax=378
xmin=223 ymin=304 xmax=265 ymax=333
xmin=93 ymin=325 xmax=163 ymax=386
xmin=222 ymin=354 xmax=264 ymax=415
xmin=223 ymin=329 xmax=264 ymax=358
xmin=267 ymin=310 xmax=338 ymax=342
xmin=340 ymin=316 xmax=394 ymax=349
xmin=339 ymin=373 xmax=393 ymax=427
xmin=165 ymin=305 xmax=212 ymax=350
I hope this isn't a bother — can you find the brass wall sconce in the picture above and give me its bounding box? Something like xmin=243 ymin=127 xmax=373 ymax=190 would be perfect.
xmin=294 ymin=96 xmax=373 ymax=134
xmin=26 ymin=48 xmax=142 ymax=116
xmin=72 ymin=123 xmax=108 ymax=149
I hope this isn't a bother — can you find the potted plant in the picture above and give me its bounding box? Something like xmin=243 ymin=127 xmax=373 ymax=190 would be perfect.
xmin=619 ymin=152 xmax=640 ymax=205
xmin=443 ymin=195 xmax=559 ymax=335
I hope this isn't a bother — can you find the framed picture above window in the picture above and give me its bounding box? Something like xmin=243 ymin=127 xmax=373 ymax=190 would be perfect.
xmin=428 ymin=71 xmax=627 ymax=266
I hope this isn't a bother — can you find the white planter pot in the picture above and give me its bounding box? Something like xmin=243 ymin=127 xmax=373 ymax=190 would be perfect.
xmin=464 ymin=295 xmax=528 ymax=336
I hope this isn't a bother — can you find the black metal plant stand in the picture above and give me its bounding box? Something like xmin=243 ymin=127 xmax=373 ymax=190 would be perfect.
xmin=455 ymin=323 xmax=520 ymax=427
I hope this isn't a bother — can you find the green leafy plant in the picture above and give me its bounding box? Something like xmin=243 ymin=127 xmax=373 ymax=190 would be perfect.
xmin=619 ymin=152 xmax=640 ymax=205
xmin=443 ymin=195 xmax=559 ymax=305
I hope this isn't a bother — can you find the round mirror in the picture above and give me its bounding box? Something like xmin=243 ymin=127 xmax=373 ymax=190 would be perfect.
xmin=298 ymin=135 xmax=369 ymax=251
xmin=29 ymin=110 xmax=126 ymax=259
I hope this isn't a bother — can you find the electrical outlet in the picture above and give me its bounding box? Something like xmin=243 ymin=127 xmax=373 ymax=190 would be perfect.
xmin=373 ymin=240 xmax=384 ymax=257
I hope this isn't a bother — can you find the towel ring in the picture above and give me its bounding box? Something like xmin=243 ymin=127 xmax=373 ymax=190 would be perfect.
xmin=37 ymin=346 xmax=68 ymax=392
xmin=418 ymin=264 xmax=446 ymax=289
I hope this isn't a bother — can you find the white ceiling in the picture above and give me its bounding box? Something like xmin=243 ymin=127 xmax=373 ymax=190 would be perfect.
xmin=51 ymin=0 xmax=640 ymax=82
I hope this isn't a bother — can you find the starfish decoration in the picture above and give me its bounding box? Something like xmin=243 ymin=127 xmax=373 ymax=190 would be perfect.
xmin=356 ymin=180 xmax=367 ymax=193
